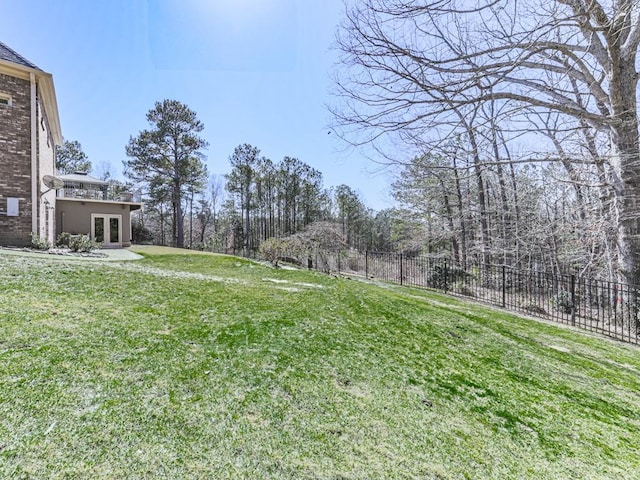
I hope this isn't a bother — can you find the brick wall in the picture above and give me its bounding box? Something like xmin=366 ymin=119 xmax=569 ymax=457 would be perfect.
xmin=0 ymin=73 xmax=33 ymax=246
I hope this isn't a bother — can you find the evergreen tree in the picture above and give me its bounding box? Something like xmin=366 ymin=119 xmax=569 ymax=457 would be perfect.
xmin=56 ymin=139 xmax=91 ymax=174
xmin=125 ymin=99 xmax=208 ymax=248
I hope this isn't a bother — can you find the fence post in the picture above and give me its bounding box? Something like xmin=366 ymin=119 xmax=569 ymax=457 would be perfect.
xmin=443 ymin=259 xmax=448 ymax=293
xmin=502 ymin=265 xmax=506 ymax=308
xmin=337 ymin=252 xmax=341 ymax=274
xmin=571 ymin=274 xmax=576 ymax=326
xmin=399 ymin=253 xmax=404 ymax=285
xmin=365 ymin=250 xmax=369 ymax=278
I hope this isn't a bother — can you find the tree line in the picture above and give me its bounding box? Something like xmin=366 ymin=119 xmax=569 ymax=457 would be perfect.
xmin=59 ymin=0 xmax=640 ymax=293
xmin=133 ymin=141 xmax=395 ymax=255
xmin=122 ymin=100 xmax=395 ymax=254
xmin=66 ymin=94 xmax=627 ymax=285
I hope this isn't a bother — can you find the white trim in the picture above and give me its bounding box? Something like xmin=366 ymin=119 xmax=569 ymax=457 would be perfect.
xmin=30 ymin=72 xmax=37 ymax=234
xmin=0 ymin=92 xmax=12 ymax=107
xmin=37 ymin=73 xmax=62 ymax=146
xmin=56 ymin=196 xmax=142 ymax=210
xmin=0 ymin=58 xmax=41 ymax=77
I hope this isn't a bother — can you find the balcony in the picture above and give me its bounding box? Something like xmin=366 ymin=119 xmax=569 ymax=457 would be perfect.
xmin=58 ymin=186 xmax=107 ymax=201
xmin=55 ymin=172 xmax=141 ymax=203
xmin=57 ymin=187 xmax=140 ymax=203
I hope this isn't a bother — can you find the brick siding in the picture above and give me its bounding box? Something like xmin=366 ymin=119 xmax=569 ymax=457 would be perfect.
xmin=0 ymin=73 xmax=33 ymax=246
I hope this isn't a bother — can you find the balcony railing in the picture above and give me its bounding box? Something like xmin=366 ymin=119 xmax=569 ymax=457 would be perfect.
xmin=58 ymin=187 xmax=106 ymax=200
xmin=57 ymin=187 xmax=141 ymax=203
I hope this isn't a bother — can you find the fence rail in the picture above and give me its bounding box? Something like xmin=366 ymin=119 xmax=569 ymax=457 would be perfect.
xmin=275 ymin=249 xmax=640 ymax=345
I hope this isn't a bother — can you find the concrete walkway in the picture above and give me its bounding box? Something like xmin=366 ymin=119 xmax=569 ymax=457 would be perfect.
xmin=0 ymin=247 xmax=143 ymax=261
xmin=94 ymin=249 xmax=144 ymax=261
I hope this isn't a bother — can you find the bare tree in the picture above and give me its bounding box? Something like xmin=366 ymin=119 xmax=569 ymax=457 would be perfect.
xmin=209 ymin=173 xmax=225 ymax=238
xmin=334 ymin=0 xmax=640 ymax=287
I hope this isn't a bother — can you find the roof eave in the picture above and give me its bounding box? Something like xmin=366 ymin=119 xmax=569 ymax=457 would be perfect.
xmin=0 ymin=57 xmax=40 ymax=78
xmin=38 ymin=73 xmax=63 ymax=146
xmin=0 ymin=59 xmax=63 ymax=146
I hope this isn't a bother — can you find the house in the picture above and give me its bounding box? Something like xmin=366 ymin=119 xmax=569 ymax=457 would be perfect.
xmin=0 ymin=41 xmax=141 ymax=248
xmin=0 ymin=41 xmax=62 ymax=246
xmin=56 ymin=171 xmax=141 ymax=247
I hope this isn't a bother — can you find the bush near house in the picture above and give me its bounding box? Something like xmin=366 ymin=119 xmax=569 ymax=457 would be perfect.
xmin=56 ymin=232 xmax=101 ymax=252
xmin=30 ymin=233 xmax=51 ymax=250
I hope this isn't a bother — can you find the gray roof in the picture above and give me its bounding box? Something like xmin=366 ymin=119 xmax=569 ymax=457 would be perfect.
xmin=0 ymin=41 xmax=40 ymax=70
xmin=59 ymin=172 xmax=109 ymax=186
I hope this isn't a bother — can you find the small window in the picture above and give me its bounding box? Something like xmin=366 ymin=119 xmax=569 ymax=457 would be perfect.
xmin=0 ymin=93 xmax=12 ymax=107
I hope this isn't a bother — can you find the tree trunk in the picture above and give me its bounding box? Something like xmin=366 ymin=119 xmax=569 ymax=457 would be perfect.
xmin=244 ymin=186 xmax=251 ymax=252
xmin=439 ymin=176 xmax=460 ymax=264
xmin=175 ymin=184 xmax=184 ymax=248
xmin=492 ymin=132 xmax=512 ymax=266
xmin=467 ymin=124 xmax=491 ymax=268
xmin=609 ymin=47 xmax=640 ymax=291
xmin=452 ymin=154 xmax=468 ymax=267
xmin=189 ymin=191 xmax=194 ymax=249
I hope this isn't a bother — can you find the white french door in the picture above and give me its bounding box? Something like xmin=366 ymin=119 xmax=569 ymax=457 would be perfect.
xmin=91 ymin=214 xmax=122 ymax=247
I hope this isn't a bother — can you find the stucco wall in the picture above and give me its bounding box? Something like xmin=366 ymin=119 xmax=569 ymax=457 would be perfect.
xmin=56 ymin=199 xmax=134 ymax=246
xmin=0 ymin=73 xmax=32 ymax=246
xmin=37 ymin=90 xmax=56 ymax=244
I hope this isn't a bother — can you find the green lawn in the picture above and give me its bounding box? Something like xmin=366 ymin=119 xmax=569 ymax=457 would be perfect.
xmin=1 ymin=246 xmax=639 ymax=479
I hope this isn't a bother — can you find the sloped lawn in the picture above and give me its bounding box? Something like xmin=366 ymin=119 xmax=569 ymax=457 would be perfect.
xmin=1 ymin=246 xmax=639 ymax=479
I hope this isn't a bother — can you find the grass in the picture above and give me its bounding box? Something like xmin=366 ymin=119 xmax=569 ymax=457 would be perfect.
xmin=1 ymin=245 xmax=640 ymax=479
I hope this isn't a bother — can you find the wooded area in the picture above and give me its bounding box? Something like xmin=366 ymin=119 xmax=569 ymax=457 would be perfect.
xmin=124 ymin=0 xmax=640 ymax=301
xmin=331 ymin=0 xmax=640 ymax=287
xmin=131 ymin=140 xmax=389 ymax=255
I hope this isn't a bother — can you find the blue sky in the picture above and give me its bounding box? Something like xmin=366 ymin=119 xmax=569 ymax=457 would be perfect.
xmin=3 ymin=0 xmax=393 ymax=210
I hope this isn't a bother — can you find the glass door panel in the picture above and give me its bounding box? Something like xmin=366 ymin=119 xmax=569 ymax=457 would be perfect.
xmin=94 ymin=217 xmax=105 ymax=243
xmin=109 ymin=217 xmax=120 ymax=243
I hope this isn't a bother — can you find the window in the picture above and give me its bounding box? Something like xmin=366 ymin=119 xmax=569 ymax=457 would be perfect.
xmin=0 ymin=93 xmax=12 ymax=107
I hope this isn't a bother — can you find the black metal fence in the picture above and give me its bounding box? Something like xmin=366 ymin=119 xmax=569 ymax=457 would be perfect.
xmin=280 ymin=249 xmax=640 ymax=345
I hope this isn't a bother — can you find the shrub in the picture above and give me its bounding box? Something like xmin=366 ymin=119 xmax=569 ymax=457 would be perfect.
xmin=427 ymin=264 xmax=469 ymax=289
xmin=56 ymin=232 xmax=72 ymax=247
xmin=30 ymin=233 xmax=51 ymax=250
xmin=552 ymin=290 xmax=574 ymax=314
xmin=459 ymin=286 xmax=476 ymax=297
xmin=259 ymin=237 xmax=289 ymax=267
xmin=55 ymin=232 xmax=101 ymax=252
xmin=68 ymin=234 xmax=101 ymax=253
xmin=132 ymin=221 xmax=153 ymax=244
xmin=523 ymin=303 xmax=547 ymax=315
xmin=347 ymin=256 xmax=361 ymax=272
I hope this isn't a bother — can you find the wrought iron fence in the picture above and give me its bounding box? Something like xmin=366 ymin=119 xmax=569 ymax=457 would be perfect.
xmin=275 ymin=249 xmax=639 ymax=345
